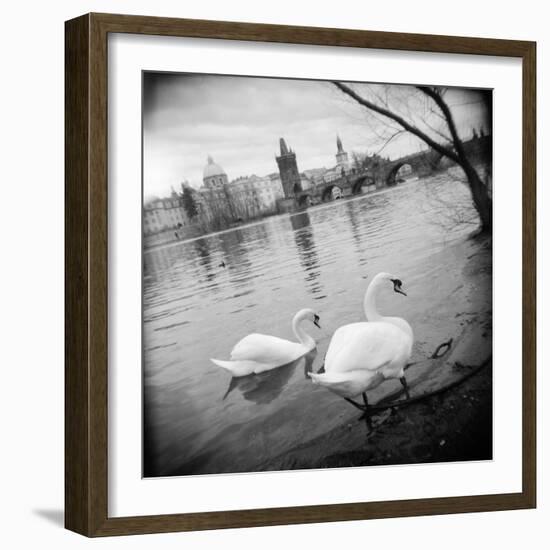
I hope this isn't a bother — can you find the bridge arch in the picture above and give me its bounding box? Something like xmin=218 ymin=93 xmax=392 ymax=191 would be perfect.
xmin=386 ymin=162 xmax=414 ymax=186
xmin=321 ymin=185 xmax=343 ymax=202
xmin=352 ymin=175 xmax=375 ymax=195
xmin=386 ymin=150 xmax=444 ymax=185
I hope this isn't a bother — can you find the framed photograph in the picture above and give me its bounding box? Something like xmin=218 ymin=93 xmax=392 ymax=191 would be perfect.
xmin=65 ymin=13 xmax=536 ymax=536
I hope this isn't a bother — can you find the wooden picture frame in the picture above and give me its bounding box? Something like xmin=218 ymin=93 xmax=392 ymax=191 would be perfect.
xmin=65 ymin=12 xmax=536 ymax=537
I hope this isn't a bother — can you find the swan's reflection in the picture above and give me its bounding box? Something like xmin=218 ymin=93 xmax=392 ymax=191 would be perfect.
xmin=222 ymin=349 xmax=318 ymax=405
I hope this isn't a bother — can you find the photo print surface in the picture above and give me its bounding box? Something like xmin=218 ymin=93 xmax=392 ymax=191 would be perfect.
xmin=142 ymin=72 xmax=493 ymax=477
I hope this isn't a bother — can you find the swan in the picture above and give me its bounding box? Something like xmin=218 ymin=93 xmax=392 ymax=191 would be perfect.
xmin=211 ymin=308 xmax=321 ymax=377
xmin=309 ymin=272 xmax=413 ymax=414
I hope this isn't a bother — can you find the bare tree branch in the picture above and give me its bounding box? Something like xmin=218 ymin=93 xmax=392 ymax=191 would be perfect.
xmin=334 ymin=82 xmax=461 ymax=164
xmin=373 ymin=129 xmax=407 ymax=156
xmin=416 ymin=86 xmax=468 ymax=162
xmin=421 ymin=113 xmax=454 ymax=145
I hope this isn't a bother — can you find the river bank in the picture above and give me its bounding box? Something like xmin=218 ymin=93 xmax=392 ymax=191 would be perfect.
xmin=261 ymin=362 xmax=492 ymax=471
xmin=261 ymin=233 xmax=493 ymax=471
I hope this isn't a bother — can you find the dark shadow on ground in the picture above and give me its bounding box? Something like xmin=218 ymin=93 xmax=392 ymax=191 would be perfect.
xmin=260 ymin=361 xmax=492 ymax=472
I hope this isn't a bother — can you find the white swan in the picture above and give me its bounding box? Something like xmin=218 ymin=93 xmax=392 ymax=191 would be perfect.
xmin=309 ymin=273 xmax=413 ymax=412
xmin=211 ymin=308 xmax=321 ymax=377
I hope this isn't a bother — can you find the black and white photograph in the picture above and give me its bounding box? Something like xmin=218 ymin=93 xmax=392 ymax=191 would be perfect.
xmin=2 ymin=0 xmax=544 ymax=543
xmin=142 ymin=72 xmax=493 ymax=478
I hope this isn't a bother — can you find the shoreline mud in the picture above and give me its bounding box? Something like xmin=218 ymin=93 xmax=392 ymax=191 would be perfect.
xmin=261 ymin=360 xmax=492 ymax=472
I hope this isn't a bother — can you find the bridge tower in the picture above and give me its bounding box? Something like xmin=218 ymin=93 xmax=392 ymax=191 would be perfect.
xmin=276 ymin=138 xmax=302 ymax=199
xmin=335 ymin=134 xmax=349 ymax=171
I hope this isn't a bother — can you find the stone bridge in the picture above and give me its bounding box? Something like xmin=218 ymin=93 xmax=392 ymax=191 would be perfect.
xmin=295 ymin=148 xmax=444 ymax=207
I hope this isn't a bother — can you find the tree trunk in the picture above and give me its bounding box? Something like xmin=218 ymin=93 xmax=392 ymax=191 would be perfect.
xmin=333 ymin=82 xmax=493 ymax=233
xmin=460 ymin=161 xmax=492 ymax=233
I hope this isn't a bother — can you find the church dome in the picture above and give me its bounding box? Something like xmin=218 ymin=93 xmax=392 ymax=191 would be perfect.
xmin=203 ymin=155 xmax=226 ymax=179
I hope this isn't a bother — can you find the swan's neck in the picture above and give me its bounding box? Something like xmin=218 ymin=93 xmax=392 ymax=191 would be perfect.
xmin=364 ymin=281 xmax=383 ymax=321
xmin=292 ymin=316 xmax=315 ymax=349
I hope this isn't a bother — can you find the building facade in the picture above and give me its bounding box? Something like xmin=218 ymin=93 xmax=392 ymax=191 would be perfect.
xmin=228 ymin=175 xmax=261 ymax=218
xmin=144 ymin=135 xmax=363 ymax=239
xmin=314 ymin=135 xmax=353 ymax=185
xmin=143 ymin=193 xmax=189 ymax=236
xmin=195 ymin=157 xmax=286 ymax=226
xmin=246 ymin=174 xmax=284 ymax=213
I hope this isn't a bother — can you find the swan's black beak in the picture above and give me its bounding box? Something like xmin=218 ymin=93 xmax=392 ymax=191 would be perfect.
xmin=313 ymin=314 xmax=321 ymax=329
xmin=391 ymin=279 xmax=407 ymax=296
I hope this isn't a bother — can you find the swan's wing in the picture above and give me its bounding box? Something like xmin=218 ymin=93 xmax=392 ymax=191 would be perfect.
xmin=326 ymin=322 xmax=410 ymax=374
xmin=210 ymin=358 xmax=259 ymax=377
xmin=309 ymin=369 xmax=381 ymax=398
xmin=383 ymin=316 xmax=414 ymax=342
xmin=324 ymin=323 xmax=361 ymax=368
xmin=230 ymin=333 xmax=301 ymax=364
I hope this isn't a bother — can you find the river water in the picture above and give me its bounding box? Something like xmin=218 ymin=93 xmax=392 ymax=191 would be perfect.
xmin=143 ymin=170 xmax=491 ymax=477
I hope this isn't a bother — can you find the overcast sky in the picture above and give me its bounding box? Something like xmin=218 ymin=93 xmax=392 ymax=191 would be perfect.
xmin=143 ymin=73 xmax=490 ymax=199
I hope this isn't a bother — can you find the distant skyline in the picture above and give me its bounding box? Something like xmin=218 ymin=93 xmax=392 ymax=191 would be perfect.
xmin=143 ymin=73 xmax=490 ymax=199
